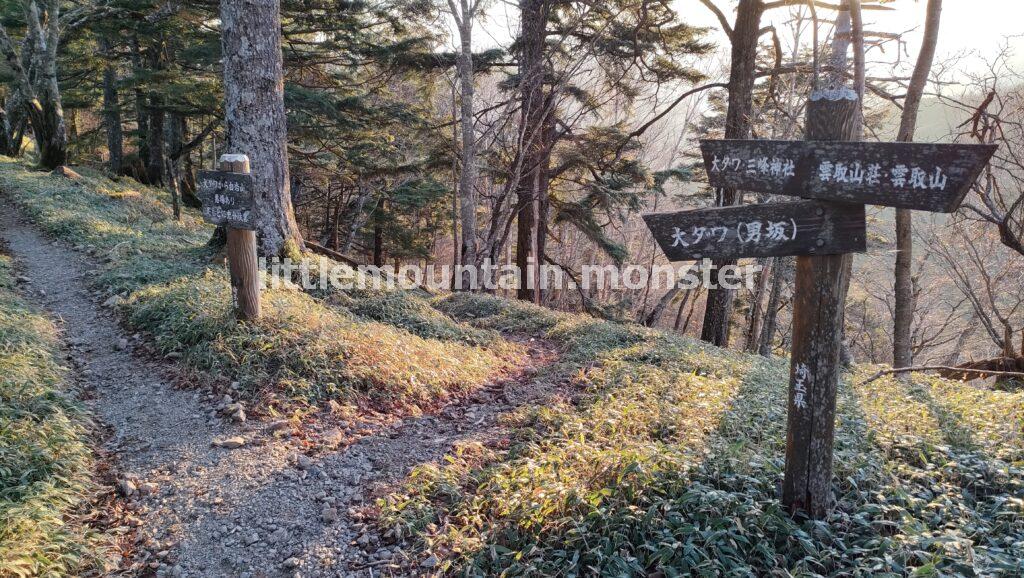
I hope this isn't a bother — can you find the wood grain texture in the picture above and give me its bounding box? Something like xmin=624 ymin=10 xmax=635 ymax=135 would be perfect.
xmin=643 ymin=200 xmax=865 ymax=262
xmin=701 ymin=139 xmax=996 ymax=212
xmin=219 ymin=156 xmax=261 ymax=321
xmin=220 ymin=0 xmax=302 ymax=256
xmin=782 ymin=93 xmax=859 ymax=520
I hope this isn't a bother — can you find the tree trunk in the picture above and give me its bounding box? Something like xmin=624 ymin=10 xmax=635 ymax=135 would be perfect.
xmin=645 ymin=285 xmax=682 ymax=327
xmin=453 ymin=3 xmax=479 ymax=290
xmin=893 ymin=0 xmax=942 ymax=369
xmin=131 ymin=35 xmax=150 ymax=174
xmin=515 ymin=0 xmax=553 ymax=302
xmin=758 ymin=257 xmax=786 ymax=357
xmin=373 ymin=219 xmax=384 ymax=267
xmin=100 ymin=38 xmax=124 ymax=174
xmin=164 ymin=114 xmax=184 ymax=219
xmin=31 ymin=0 xmax=67 ymax=169
xmin=220 ymin=0 xmax=303 ymax=258
xmin=145 ymin=38 xmax=168 ymax=185
xmin=673 ymin=290 xmax=693 ymax=331
xmin=700 ymin=0 xmax=764 ymax=346
xmin=744 ymin=257 xmax=772 ymax=352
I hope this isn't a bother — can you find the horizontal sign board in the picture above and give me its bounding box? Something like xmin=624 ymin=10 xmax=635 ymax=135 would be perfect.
xmin=196 ymin=170 xmax=256 ymax=229
xmin=700 ymin=139 xmax=996 ymax=212
xmin=643 ymin=200 xmax=866 ymax=262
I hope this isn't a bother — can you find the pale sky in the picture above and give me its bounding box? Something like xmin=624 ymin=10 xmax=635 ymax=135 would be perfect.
xmin=464 ymin=0 xmax=1024 ymax=79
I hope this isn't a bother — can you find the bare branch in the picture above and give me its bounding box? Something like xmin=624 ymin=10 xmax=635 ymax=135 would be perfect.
xmin=859 ymin=365 xmax=1024 ymax=385
xmin=763 ymin=0 xmax=894 ymax=11
xmin=698 ymin=0 xmax=733 ymax=39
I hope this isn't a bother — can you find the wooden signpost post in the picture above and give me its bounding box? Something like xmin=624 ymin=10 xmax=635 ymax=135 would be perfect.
xmin=197 ymin=154 xmax=261 ymax=321
xmin=644 ymin=99 xmax=995 ymax=519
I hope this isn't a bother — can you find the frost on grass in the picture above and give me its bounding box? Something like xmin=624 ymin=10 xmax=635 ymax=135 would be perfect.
xmin=0 ymin=157 xmax=519 ymax=412
xmin=0 ymin=255 xmax=114 ymax=576
xmin=380 ymin=303 xmax=1024 ymax=576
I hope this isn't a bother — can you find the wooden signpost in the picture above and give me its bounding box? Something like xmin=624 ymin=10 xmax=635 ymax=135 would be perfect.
xmin=643 ymin=200 xmax=865 ymax=262
xmin=644 ymin=96 xmax=995 ymax=519
xmin=197 ymin=154 xmax=261 ymax=321
xmin=196 ymin=169 xmax=256 ymax=230
xmin=700 ymin=139 xmax=996 ymax=212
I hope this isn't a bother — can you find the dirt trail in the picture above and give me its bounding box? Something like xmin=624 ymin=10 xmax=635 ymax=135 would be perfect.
xmin=0 ymin=203 xmax=561 ymax=578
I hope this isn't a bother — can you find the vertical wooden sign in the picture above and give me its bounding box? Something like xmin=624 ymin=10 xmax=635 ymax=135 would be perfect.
xmin=198 ymin=154 xmax=261 ymax=321
xmin=781 ymin=89 xmax=859 ymax=518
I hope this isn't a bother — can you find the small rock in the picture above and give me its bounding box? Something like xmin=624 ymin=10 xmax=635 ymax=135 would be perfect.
xmin=116 ymin=338 xmax=129 ymax=351
xmin=103 ymin=295 xmax=124 ymax=308
xmin=295 ymin=454 xmax=313 ymax=470
xmin=267 ymin=420 xmax=291 ymax=433
xmin=231 ymin=408 xmax=246 ymax=422
xmin=244 ymin=532 xmax=260 ymax=545
xmin=118 ymin=479 xmax=137 ymax=497
xmin=421 ymin=555 xmax=439 ymax=568
xmin=268 ymin=528 xmax=289 ymax=544
xmin=138 ymin=482 xmax=159 ymax=496
xmin=214 ymin=436 xmax=246 ymax=449
xmin=326 ymin=399 xmax=343 ymax=414
xmin=283 ymin=557 xmax=300 ymax=569
xmin=52 ymin=165 xmax=83 ymax=180
xmin=321 ymin=507 xmax=338 ymax=523
xmin=164 ymin=351 xmax=182 ymax=360
xmin=321 ymin=429 xmax=344 ymax=449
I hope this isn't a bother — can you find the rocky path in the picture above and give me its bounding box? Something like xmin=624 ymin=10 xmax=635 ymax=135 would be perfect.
xmin=0 ymin=204 xmax=561 ymax=578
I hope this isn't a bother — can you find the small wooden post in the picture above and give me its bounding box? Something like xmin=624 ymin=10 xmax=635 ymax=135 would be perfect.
xmin=782 ymin=90 xmax=859 ymax=518
xmin=219 ymin=154 xmax=261 ymax=321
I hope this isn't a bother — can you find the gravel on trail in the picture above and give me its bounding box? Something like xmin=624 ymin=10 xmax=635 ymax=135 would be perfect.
xmin=0 ymin=203 xmax=563 ymax=578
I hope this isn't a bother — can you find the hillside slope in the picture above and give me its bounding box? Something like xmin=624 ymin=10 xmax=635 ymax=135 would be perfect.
xmin=0 ymin=159 xmax=1021 ymax=577
xmin=0 ymin=157 xmax=520 ymax=414
xmin=382 ymin=294 xmax=1024 ymax=576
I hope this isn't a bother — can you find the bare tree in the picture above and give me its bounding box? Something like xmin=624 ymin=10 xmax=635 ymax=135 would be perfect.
xmin=447 ymin=0 xmax=482 ymax=289
xmin=893 ymin=0 xmax=943 ymax=370
xmin=929 ymin=218 xmax=1024 ymax=362
xmin=947 ymin=46 xmax=1024 ymax=259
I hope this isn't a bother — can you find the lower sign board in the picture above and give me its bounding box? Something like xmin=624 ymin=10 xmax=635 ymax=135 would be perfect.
xmin=643 ymin=200 xmax=866 ymax=262
xmin=196 ymin=170 xmax=256 ymax=229
xmin=700 ymin=139 xmax=996 ymax=212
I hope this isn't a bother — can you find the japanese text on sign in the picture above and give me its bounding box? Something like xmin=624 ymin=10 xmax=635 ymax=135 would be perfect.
xmin=710 ymin=153 xmax=949 ymax=192
xmin=670 ymin=219 xmax=798 ymax=248
xmin=793 ymin=363 xmax=810 ymax=411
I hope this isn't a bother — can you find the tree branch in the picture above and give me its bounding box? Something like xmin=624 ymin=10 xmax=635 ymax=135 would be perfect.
xmin=622 ymin=82 xmax=728 ymax=146
xmin=763 ymin=0 xmax=894 ymax=11
xmin=699 ymin=0 xmax=732 ymax=39
xmin=859 ymin=365 xmax=1024 ymax=385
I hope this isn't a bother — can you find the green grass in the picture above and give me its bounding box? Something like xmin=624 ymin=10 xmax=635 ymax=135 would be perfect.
xmin=0 ymin=157 xmax=518 ymax=412
xmin=380 ymin=296 xmax=1024 ymax=576
xmin=0 ymin=254 xmax=113 ymax=576
xmin=6 ymin=159 xmax=1021 ymax=575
